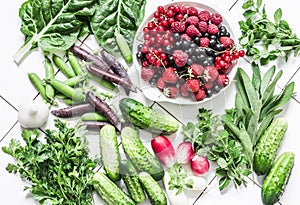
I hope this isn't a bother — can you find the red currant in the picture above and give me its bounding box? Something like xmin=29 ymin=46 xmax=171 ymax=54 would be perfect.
xmin=166 ymin=10 xmax=174 ymax=18
xmin=238 ymin=50 xmax=245 ymax=57
xmin=157 ymin=6 xmax=165 ymax=14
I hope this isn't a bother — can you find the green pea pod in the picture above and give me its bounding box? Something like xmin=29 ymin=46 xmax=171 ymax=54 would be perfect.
xmin=50 ymin=79 xmax=85 ymax=101
xmin=67 ymin=50 xmax=83 ymax=76
xmin=87 ymin=73 xmax=117 ymax=91
xmin=52 ymin=54 xmax=76 ymax=78
xmin=115 ymin=31 xmax=132 ymax=64
xmin=28 ymin=73 xmax=47 ymax=101
xmin=81 ymin=112 xmax=108 ymax=122
xmin=63 ymin=75 xmax=86 ymax=87
xmin=44 ymin=56 xmax=55 ymax=103
xmin=63 ymin=98 xmax=85 ymax=106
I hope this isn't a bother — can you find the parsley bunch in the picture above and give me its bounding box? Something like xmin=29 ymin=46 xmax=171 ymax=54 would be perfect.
xmin=239 ymin=0 xmax=300 ymax=65
xmin=2 ymin=119 xmax=97 ymax=205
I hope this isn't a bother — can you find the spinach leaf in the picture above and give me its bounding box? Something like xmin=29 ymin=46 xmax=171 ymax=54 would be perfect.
xmin=14 ymin=0 xmax=97 ymax=64
xmin=91 ymin=0 xmax=146 ymax=56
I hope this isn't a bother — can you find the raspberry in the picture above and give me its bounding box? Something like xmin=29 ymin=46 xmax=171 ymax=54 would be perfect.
xmin=186 ymin=79 xmax=200 ymax=92
xmin=173 ymin=50 xmax=188 ymax=67
xmin=193 ymin=88 xmax=206 ymax=101
xmin=156 ymin=77 xmax=165 ymax=90
xmin=186 ymin=16 xmax=199 ymax=25
xmin=186 ymin=25 xmax=201 ymax=37
xmin=163 ymin=86 xmax=179 ymax=98
xmin=203 ymin=66 xmax=219 ymax=83
xmin=141 ymin=67 xmax=155 ymax=81
xmin=203 ymin=81 xmax=214 ymax=90
xmin=187 ymin=7 xmax=198 ymax=16
xmin=181 ymin=34 xmax=192 ymax=42
xmin=162 ymin=67 xmax=178 ymax=84
xmin=199 ymin=37 xmax=210 ymax=47
xmin=207 ymin=24 xmax=219 ymax=34
xmin=170 ymin=21 xmax=186 ymax=33
xmin=198 ymin=21 xmax=208 ymax=33
xmin=219 ymin=36 xmax=234 ymax=48
xmin=179 ymin=84 xmax=191 ymax=97
xmin=216 ymin=74 xmax=229 ymax=87
xmin=190 ymin=64 xmax=204 ymax=77
xmin=198 ymin=10 xmax=211 ymax=22
xmin=211 ymin=13 xmax=223 ymax=25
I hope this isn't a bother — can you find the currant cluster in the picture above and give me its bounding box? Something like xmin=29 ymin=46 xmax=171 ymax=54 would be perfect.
xmin=136 ymin=4 xmax=245 ymax=101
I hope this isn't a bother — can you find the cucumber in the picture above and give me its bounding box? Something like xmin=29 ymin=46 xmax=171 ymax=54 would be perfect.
xmin=119 ymin=98 xmax=179 ymax=135
xmin=261 ymin=152 xmax=294 ymax=205
xmin=120 ymin=160 xmax=146 ymax=203
xmin=139 ymin=172 xmax=167 ymax=205
xmin=121 ymin=127 xmax=164 ymax=181
xmin=99 ymin=124 xmax=120 ymax=181
xmin=253 ymin=118 xmax=288 ymax=175
xmin=92 ymin=172 xmax=136 ymax=205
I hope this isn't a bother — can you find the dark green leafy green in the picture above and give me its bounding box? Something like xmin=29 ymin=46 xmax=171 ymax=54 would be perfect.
xmin=14 ymin=0 xmax=98 ymax=64
xmin=90 ymin=0 xmax=146 ymax=56
xmin=239 ymin=0 xmax=300 ymax=65
xmin=2 ymin=119 xmax=97 ymax=205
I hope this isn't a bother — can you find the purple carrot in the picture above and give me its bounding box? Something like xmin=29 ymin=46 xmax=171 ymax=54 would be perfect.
xmin=51 ymin=103 xmax=95 ymax=118
xmin=87 ymin=65 xmax=136 ymax=92
xmin=83 ymin=121 xmax=111 ymax=130
xmin=69 ymin=45 xmax=110 ymax=71
xmin=86 ymin=91 xmax=122 ymax=131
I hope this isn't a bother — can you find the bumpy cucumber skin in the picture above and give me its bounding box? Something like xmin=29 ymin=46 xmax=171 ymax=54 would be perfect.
xmin=139 ymin=172 xmax=167 ymax=205
xmin=261 ymin=152 xmax=294 ymax=205
xmin=121 ymin=127 xmax=164 ymax=181
xmin=120 ymin=160 xmax=146 ymax=203
xmin=99 ymin=125 xmax=121 ymax=181
xmin=253 ymin=118 xmax=288 ymax=175
xmin=119 ymin=98 xmax=179 ymax=135
xmin=92 ymin=172 xmax=136 ymax=205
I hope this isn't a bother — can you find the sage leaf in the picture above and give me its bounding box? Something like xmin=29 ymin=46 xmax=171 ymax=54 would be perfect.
xmin=251 ymin=63 xmax=261 ymax=91
xmin=260 ymin=65 xmax=276 ymax=96
xmin=261 ymin=69 xmax=282 ymax=104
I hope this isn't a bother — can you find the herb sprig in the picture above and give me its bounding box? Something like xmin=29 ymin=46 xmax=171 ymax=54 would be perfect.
xmin=2 ymin=119 xmax=97 ymax=205
xmin=239 ymin=0 xmax=300 ymax=65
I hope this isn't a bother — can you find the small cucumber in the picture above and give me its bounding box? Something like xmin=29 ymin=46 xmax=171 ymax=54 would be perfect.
xmin=99 ymin=124 xmax=121 ymax=181
xmin=92 ymin=172 xmax=136 ymax=205
xmin=139 ymin=172 xmax=167 ymax=205
xmin=119 ymin=98 xmax=179 ymax=135
xmin=261 ymin=152 xmax=294 ymax=205
xmin=120 ymin=160 xmax=146 ymax=203
xmin=253 ymin=118 xmax=288 ymax=175
xmin=121 ymin=127 xmax=164 ymax=181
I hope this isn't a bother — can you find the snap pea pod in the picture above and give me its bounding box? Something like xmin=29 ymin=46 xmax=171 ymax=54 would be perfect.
xmin=50 ymin=79 xmax=85 ymax=101
xmin=63 ymin=75 xmax=86 ymax=87
xmin=28 ymin=73 xmax=47 ymax=101
xmin=52 ymin=54 xmax=76 ymax=78
xmin=44 ymin=56 xmax=55 ymax=102
xmin=87 ymin=73 xmax=117 ymax=91
xmin=67 ymin=50 xmax=83 ymax=76
xmin=80 ymin=112 xmax=108 ymax=122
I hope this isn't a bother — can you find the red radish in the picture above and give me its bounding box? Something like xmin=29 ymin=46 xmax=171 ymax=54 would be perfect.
xmin=176 ymin=142 xmax=195 ymax=164
xmin=191 ymin=155 xmax=210 ymax=176
xmin=151 ymin=135 xmax=176 ymax=168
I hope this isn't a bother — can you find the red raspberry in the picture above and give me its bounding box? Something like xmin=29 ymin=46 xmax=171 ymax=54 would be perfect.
xmin=173 ymin=50 xmax=188 ymax=67
xmin=186 ymin=79 xmax=200 ymax=92
xmin=198 ymin=21 xmax=208 ymax=33
xmin=199 ymin=37 xmax=210 ymax=47
xmin=179 ymin=84 xmax=191 ymax=97
xmin=170 ymin=21 xmax=186 ymax=33
xmin=156 ymin=77 xmax=166 ymax=90
xmin=216 ymin=74 xmax=229 ymax=87
xmin=219 ymin=37 xmax=234 ymax=48
xmin=203 ymin=81 xmax=214 ymax=90
xmin=181 ymin=34 xmax=192 ymax=42
xmin=162 ymin=67 xmax=178 ymax=84
xmin=203 ymin=66 xmax=219 ymax=83
xmin=207 ymin=24 xmax=219 ymax=34
xmin=186 ymin=16 xmax=199 ymax=25
xmin=198 ymin=10 xmax=211 ymax=22
xmin=211 ymin=13 xmax=223 ymax=25
xmin=187 ymin=7 xmax=198 ymax=16
xmin=193 ymin=88 xmax=206 ymax=101
xmin=186 ymin=25 xmax=201 ymax=37
xmin=141 ymin=67 xmax=155 ymax=81
xmin=163 ymin=86 xmax=179 ymax=98
xmin=190 ymin=64 xmax=204 ymax=77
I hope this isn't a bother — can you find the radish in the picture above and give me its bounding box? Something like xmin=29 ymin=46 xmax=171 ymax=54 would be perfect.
xmin=151 ymin=135 xmax=176 ymax=168
xmin=190 ymin=155 xmax=210 ymax=176
xmin=176 ymin=142 xmax=195 ymax=164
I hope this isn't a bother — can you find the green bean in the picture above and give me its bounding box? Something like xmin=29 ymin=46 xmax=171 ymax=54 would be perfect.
xmin=87 ymin=73 xmax=117 ymax=91
xmin=67 ymin=50 xmax=83 ymax=76
xmin=50 ymin=79 xmax=85 ymax=101
xmin=28 ymin=73 xmax=47 ymax=100
xmin=63 ymin=75 xmax=86 ymax=87
xmin=80 ymin=112 xmax=108 ymax=122
xmin=52 ymin=54 xmax=76 ymax=78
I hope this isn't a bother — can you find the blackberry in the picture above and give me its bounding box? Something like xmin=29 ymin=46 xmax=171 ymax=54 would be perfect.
xmin=187 ymin=58 xmax=193 ymax=65
xmin=206 ymin=49 xmax=215 ymax=56
xmin=181 ymin=40 xmax=190 ymax=50
xmin=165 ymin=46 xmax=173 ymax=54
xmin=173 ymin=41 xmax=181 ymax=50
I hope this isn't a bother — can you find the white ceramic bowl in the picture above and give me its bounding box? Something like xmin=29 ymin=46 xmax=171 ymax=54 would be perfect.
xmin=132 ymin=0 xmax=240 ymax=105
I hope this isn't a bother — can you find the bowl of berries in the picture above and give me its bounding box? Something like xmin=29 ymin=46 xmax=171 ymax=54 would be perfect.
xmin=133 ymin=0 xmax=245 ymax=104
